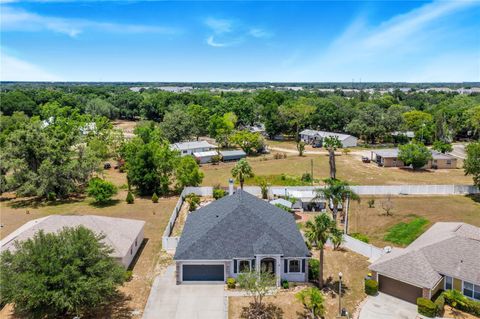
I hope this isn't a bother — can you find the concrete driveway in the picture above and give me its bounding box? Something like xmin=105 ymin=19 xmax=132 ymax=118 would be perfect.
xmin=143 ymin=266 xmax=226 ymax=319
xmin=358 ymin=293 xmax=421 ymax=319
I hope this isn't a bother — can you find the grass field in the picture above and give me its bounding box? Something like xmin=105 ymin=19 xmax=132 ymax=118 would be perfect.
xmin=348 ymin=195 xmax=480 ymax=248
xmin=0 ymin=168 xmax=177 ymax=318
xmin=383 ymin=217 xmax=429 ymax=245
xmin=228 ymin=247 xmax=370 ymax=319
xmin=201 ymin=153 xmax=471 ymax=187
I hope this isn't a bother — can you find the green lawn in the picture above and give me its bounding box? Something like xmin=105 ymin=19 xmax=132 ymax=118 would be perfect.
xmin=383 ymin=216 xmax=429 ymax=246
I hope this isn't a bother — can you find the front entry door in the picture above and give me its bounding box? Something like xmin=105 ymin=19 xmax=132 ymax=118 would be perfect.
xmin=260 ymin=258 xmax=276 ymax=275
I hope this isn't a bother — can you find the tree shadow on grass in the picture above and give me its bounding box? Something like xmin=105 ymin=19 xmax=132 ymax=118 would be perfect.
xmin=84 ymin=291 xmax=134 ymax=319
xmin=466 ymin=194 xmax=480 ymax=204
xmin=8 ymin=195 xmax=86 ymax=209
xmin=322 ymin=276 xmax=350 ymax=299
xmin=90 ymin=199 xmax=121 ymax=208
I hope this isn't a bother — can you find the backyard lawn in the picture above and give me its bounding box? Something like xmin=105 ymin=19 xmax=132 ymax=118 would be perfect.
xmin=347 ymin=195 xmax=480 ymax=248
xmin=228 ymin=247 xmax=370 ymax=319
xmin=201 ymin=154 xmax=470 ymax=187
xmin=0 ymin=168 xmax=178 ymax=318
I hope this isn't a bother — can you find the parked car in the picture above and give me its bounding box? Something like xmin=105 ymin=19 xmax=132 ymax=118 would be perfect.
xmin=362 ymin=156 xmax=371 ymax=163
xmin=312 ymin=141 xmax=322 ymax=148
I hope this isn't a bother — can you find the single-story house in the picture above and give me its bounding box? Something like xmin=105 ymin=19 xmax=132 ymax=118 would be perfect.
xmin=269 ymin=198 xmax=293 ymax=209
xmin=369 ymin=222 xmax=480 ymax=304
xmin=171 ymin=141 xmax=217 ymax=156
xmin=299 ymin=129 xmax=358 ymax=148
xmin=371 ymin=149 xmax=457 ymax=169
xmin=391 ymin=131 xmax=415 ymax=139
xmin=0 ymin=215 xmax=145 ymax=268
xmin=174 ymin=190 xmax=310 ymax=286
xmin=193 ymin=150 xmax=218 ymax=164
xmin=220 ymin=150 xmax=247 ymax=161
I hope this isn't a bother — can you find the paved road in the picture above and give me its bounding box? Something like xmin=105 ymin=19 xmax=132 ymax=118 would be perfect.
xmin=358 ymin=293 xmax=422 ymax=319
xmin=450 ymin=143 xmax=466 ymax=159
xmin=143 ymin=266 xmax=226 ymax=319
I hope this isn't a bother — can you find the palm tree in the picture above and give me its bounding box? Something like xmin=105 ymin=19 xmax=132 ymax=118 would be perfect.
xmin=323 ymin=136 xmax=342 ymax=179
xmin=314 ymin=178 xmax=359 ymax=224
xmin=231 ymin=158 xmax=254 ymax=190
xmin=304 ymin=214 xmax=339 ymax=288
xmin=295 ymin=287 xmax=325 ymax=319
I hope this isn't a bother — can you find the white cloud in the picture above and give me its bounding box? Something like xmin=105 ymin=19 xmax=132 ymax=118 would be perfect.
xmin=206 ymin=36 xmax=226 ymax=47
xmin=0 ymin=51 xmax=61 ymax=81
xmin=205 ymin=17 xmax=233 ymax=34
xmin=1 ymin=6 xmax=178 ymax=37
xmin=204 ymin=17 xmax=272 ymax=48
xmin=248 ymin=28 xmax=271 ymax=38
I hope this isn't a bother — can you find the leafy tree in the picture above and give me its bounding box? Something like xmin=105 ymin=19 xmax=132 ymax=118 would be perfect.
xmin=87 ymin=177 xmax=118 ymax=203
xmin=237 ymin=270 xmax=277 ymax=310
xmin=432 ymin=140 xmax=453 ymax=154
xmin=304 ymin=214 xmax=340 ymax=287
xmin=323 ymin=136 xmax=342 ymax=179
xmin=464 ymin=142 xmax=480 ymax=187
xmin=295 ymin=287 xmax=325 ymax=319
xmin=209 ymin=112 xmax=237 ymax=147
xmin=187 ymin=104 xmax=210 ymax=139
xmin=310 ymin=96 xmax=355 ymax=132
xmin=258 ymin=178 xmax=269 ymax=199
xmin=403 ymin=110 xmax=435 ymax=144
xmin=229 ymin=131 xmax=265 ymax=155
xmin=346 ymin=103 xmax=388 ymax=144
xmin=231 ymin=159 xmax=254 ymax=190
xmin=160 ymin=105 xmax=194 ymax=143
xmin=111 ymin=90 xmax=142 ymax=120
xmin=0 ymin=90 xmax=36 ymax=116
xmin=85 ymin=97 xmax=118 ymax=119
xmin=279 ymin=98 xmax=315 ymax=140
xmin=126 ymin=191 xmax=134 ymax=204
xmin=175 ymin=155 xmax=204 ymax=191
xmin=398 ymin=142 xmax=432 ymax=170
xmin=0 ymin=226 xmax=126 ymax=318
xmin=297 ymin=141 xmax=306 ymax=156
xmin=152 ymin=192 xmax=159 ymax=203
xmin=314 ymin=179 xmax=359 ymax=223
xmin=467 ymin=105 xmax=480 ymax=138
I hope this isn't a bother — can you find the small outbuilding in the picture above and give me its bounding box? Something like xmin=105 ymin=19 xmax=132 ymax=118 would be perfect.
xmin=193 ymin=150 xmax=218 ymax=164
xmin=171 ymin=141 xmax=217 ymax=156
xmin=300 ymin=129 xmax=358 ymax=148
xmin=220 ymin=150 xmax=247 ymax=161
xmin=269 ymin=198 xmax=293 ymax=209
xmin=0 ymin=215 xmax=145 ymax=268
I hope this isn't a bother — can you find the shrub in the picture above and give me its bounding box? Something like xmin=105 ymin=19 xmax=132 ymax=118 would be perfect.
xmin=367 ymin=198 xmax=375 ymax=208
xmin=281 ymin=280 xmax=289 ymax=289
xmin=151 ymin=192 xmax=159 ymax=203
xmin=444 ymin=289 xmax=480 ymax=317
xmin=47 ymin=192 xmax=56 ymax=201
xmin=351 ymin=232 xmax=370 ymax=243
xmin=213 ymin=188 xmax=226 ymax=200
xmin=227 ymin=277 xmax=236 ymax=289
xmin=364 ymin=279 xmax=378 ymax=296
xmin=308 ymin=259 xmax=319 ymax=281
xmin=433 ymin=292 xmax=445 ymax=317
xmin=211 ymin=154 xmax=221 ymax=165
xmin=125 ymin=270 xmax=133 ymax=282
xmin=301 ymin=173 xmax=312 ymax=182
xmin=126 ymin=191 xmax=134 ymax=204
xmin=186 ymin=193 xmax=200 ymax=211
xmin=417 ymin=297 xmax=437 ymax=318
xmin=87 ymin=177 xmax=118 ymax=203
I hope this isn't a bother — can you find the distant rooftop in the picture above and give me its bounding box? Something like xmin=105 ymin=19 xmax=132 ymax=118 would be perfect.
xmin=171 ymin=140 xmax=217 ymax=151
xmin=299 ymin=129 xmax=356 ymax=141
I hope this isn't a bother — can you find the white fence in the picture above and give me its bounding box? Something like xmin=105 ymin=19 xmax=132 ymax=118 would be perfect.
xmin=161 ymin=189 xmax=187 ymax=251
xmin=341 ymin=235 xmax=386 ymax=262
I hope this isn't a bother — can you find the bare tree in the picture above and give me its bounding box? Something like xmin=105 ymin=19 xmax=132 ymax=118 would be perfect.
xmin=381 ymin=194 xmax=394 ymax=216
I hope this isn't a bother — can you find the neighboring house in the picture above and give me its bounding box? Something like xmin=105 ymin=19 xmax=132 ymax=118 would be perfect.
xmin=0 ymin=215 xmax=145 ymax=268
xmin=174 ymin=190 xmax=310 ymax=286
xmin=193 ymin=150 xmax=218 ymax=164
xmin=391 ymin=131 xmax=415 ymax=139
xmin=171 ymin=141 xmax=217 ymax=156
xmin=244 ymin=124 xmax=267 ymax=136
xmin=369 ymin=222 xmax=480 ymax=304
xmin=371 ymin=149 xmax=458 ymax=169
xmin=220 ymin=150 xmax=247 ymax=162
xmin=299 ymin=129 xmax=358 ymax=148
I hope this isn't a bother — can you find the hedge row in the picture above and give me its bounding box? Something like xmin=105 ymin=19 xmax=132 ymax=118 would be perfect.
xmin=417 ymin=298 xmax=437 ymax=317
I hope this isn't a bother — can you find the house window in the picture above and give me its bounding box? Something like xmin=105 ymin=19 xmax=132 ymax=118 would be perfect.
xmin=238 ymin=260 xmax=251 ymax=273
xmin=182 ymin=150 xmax=187 ymax=154
xmin=445 ymin=276 xmax=452 ymax=290
xmin=463 ymin=281 xmax=480 ymax=300
xmin=446 ymin=160 xmax=452 ymax=165
xmin=289 ymin=259 xmax=300 ymax=273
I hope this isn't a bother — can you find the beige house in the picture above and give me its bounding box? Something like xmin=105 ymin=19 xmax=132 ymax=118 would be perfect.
xmin=371 ymin=149 xmax=457 ymax=169
xmin=0 ymin=215 xmax=145 ymax=268
xmin=369 ymin=222 xmax=480 ymax=304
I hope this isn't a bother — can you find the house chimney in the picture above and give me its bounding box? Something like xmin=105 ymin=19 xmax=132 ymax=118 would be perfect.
xmin=228 ymin=179 xmax=234 ymax=195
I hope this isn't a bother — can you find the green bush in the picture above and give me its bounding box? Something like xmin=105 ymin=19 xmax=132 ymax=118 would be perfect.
xmin=444 ymin=289 xmax=480 ymax=317
xmin=186 ymin=193 xmax=200 ymax=211
xmin=151 ymin=192 xmax=159 ymax=203
xmin=308 ymin=259 xmax=319 ymax=281
xmin=87 ymin=177 xmax=118 ymax=203
xmin=281 ymin=280 xmax=289 ymax=289
xmin=125 ymin=270 xmax=133 ymax=282
xmin=227 ymin=277 xmax=236 ymax=289
xmin=126 ymin=191 xmax=134 ymax=204
xmin=417 ymin=297 xmax=437 ymax=318
xmin=213 ymin=188 xmax=226 ymax=200
xmin=364 ymin=279 xmax=378 ymax=296
xmin=433 ymin=292 xmax=445 ymax=317
xmin=367 ymin=198 xmax=375 ymax=208
xmin=47 ymin=192 xmax=56 ymax=201
xmin=351 ymin=232 xmax=370 ymax=243
xmin=301 ymin=173 xmax=312 ymax=182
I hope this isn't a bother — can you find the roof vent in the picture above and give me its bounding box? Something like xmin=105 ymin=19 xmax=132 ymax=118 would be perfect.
xmin=384 ymin=246 xmax=392 ymax=253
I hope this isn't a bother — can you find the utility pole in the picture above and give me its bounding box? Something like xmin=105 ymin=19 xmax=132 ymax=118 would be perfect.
xmin=311 ymin=159 xmax=314 ymax=185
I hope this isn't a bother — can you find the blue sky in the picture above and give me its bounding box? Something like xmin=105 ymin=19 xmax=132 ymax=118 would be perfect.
xmin=1 ymin=0 xmax=479 ymax=82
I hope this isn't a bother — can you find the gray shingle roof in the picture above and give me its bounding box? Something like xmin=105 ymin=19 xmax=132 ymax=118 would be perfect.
xmin=171 ymin=140 xmax=217 ymax=151
xmin=370 ymin=222 xmax=480 ymax=288
xmin=299 ymin=129 xmax=356 ymax=141
xmin=174 ymin=190 xmax=310 ymax=260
